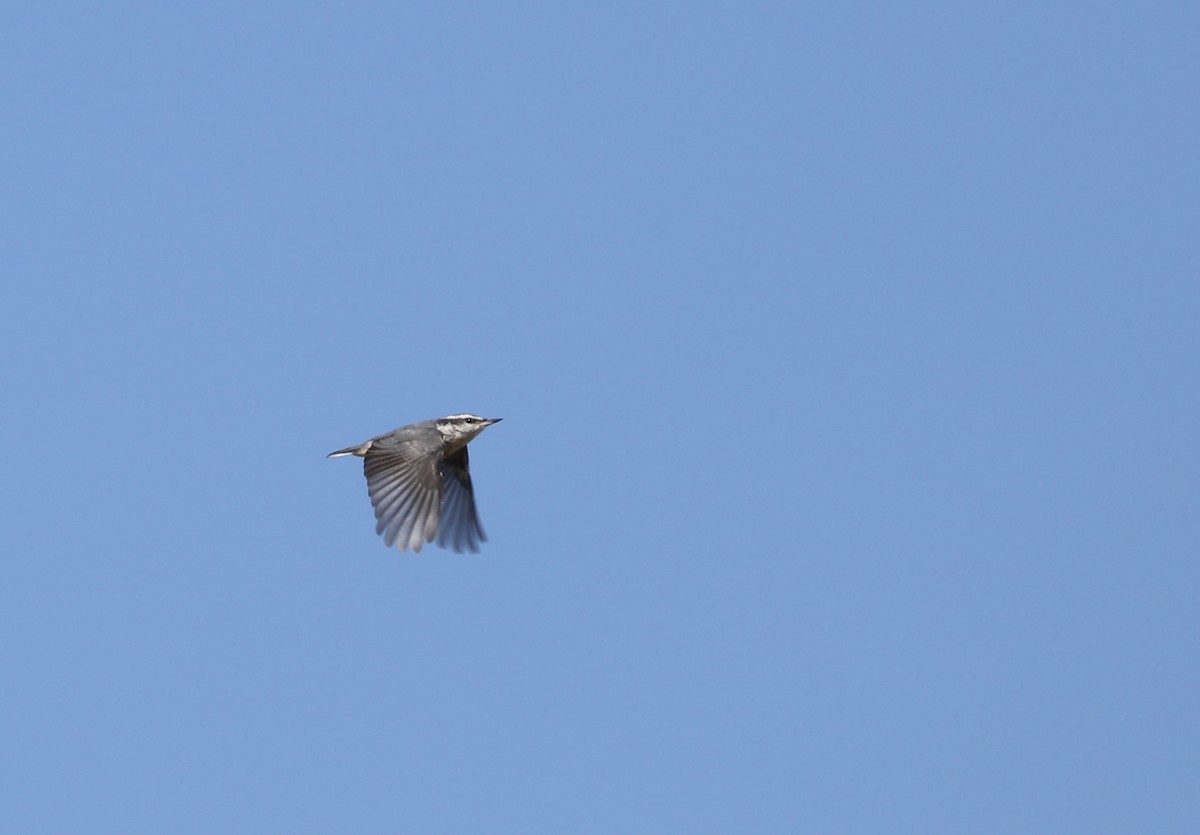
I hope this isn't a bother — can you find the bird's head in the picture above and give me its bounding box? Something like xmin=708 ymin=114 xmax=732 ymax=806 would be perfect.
xmin=435 ymin=414 xmax=501 ymax=451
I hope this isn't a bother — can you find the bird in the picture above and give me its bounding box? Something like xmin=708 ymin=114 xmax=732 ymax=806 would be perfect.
xmin=328 ymin=414 xmax=501 ymax=553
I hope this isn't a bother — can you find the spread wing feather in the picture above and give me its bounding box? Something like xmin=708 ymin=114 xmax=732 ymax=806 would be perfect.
xmin=363 ymin=441 xmax=441 ymax=553
xmin=359 ymin=440 xmax=485 ymax=554
xmin=437 ymin=447 xmax=486 ymax=553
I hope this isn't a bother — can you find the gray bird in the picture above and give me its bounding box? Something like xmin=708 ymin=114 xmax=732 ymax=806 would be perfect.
xmin=328 ymin=414 xmax=501 ymax=553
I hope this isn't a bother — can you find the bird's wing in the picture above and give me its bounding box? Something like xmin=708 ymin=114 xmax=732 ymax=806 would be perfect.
xmin=363 ymin=440 xmax=442 ymax=552
xmin=436 ymin=446 xmax=487 ymax=553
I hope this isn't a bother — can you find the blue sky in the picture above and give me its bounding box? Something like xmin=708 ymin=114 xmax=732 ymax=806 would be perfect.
xmin=3 ymin=3 xmax=1197 ymax=832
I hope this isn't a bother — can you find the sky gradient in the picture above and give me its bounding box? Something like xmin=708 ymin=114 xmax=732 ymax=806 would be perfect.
xmin=3 ymin=3 xmax=1198 ymax=832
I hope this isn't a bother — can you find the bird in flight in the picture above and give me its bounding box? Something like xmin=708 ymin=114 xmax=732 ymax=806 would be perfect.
xmin=328 ymin=414 xmax=501 ymax=553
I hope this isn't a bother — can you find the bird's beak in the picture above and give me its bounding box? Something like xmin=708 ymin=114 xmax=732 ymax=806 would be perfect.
xmin=487 ymin=417 xmax=502 ymax=424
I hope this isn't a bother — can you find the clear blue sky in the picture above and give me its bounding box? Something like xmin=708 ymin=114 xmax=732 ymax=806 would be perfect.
xmin=3 ymin=3 xmax=1197 ymax=832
